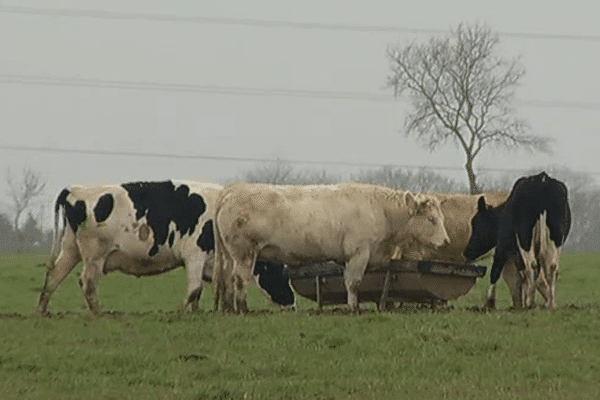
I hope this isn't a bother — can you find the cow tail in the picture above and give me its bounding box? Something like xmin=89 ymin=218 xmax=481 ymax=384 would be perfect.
xmin=48 ymin=189 xmax=69 ymax=269
xmin=212 ymin=207 xmax=225 ymax=312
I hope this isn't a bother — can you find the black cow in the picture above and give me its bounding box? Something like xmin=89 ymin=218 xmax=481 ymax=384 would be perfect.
xmin=37 ymin=180 xmax=294 ymax=315
xmin=464 ymin=172 xmax=571 ymax=310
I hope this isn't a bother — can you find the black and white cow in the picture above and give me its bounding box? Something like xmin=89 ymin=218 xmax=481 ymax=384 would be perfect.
xmin=464 ymin=172 xmax=571 ymax=310
xmin=37 ymin=180 xmax=295 ymax=315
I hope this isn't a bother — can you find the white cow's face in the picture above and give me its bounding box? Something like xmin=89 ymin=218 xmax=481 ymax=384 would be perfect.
xmin=405 ymin=194 xmax=450 ymax=248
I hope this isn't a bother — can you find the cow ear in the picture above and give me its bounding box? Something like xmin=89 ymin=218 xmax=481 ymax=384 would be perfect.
xmin=477 ymin=196 xmax=487 ymax=212
xmin=404 ymin=191 xmax=417 ymax=211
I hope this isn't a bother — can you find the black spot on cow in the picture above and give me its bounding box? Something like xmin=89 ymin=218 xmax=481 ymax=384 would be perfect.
xmin=55 ymin=188 xmax=87 ymax=233
xmin=121 ymin=181 xmax=207 ymax=257
xmin=93 ymin=193 xmax=114 ymax=223
xmin=197 ymin=220 xmax=215 ymax=252
xmin=253 ymin=261 xmax=295 ymax=307
xmin=464 ymin=171 xmax=571 ymax=284
xmin=168 ymin=231 xmax=175 ymax=247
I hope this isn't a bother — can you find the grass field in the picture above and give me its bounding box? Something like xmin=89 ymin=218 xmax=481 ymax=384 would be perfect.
xmin=1 ymin=251 xmax=599 ymax=399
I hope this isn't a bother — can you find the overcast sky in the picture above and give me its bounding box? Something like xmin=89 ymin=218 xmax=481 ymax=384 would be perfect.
xmin=1 ymin=0 xmax=599 ymax=225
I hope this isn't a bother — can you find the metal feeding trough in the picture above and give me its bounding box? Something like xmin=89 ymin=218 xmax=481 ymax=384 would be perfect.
xmin=287 ymin=260 xmax=487 ymax=309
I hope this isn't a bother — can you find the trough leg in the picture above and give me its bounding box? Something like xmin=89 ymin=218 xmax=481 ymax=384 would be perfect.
xmin=315 ymin=275 xmax=322 ymax=311
xmin=378 ymin=270 xmax=391 ymax=311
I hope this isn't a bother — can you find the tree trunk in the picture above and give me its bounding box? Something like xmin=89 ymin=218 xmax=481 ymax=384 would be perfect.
xmin=465 ymin=157 xmax=479 ymax=195
xmin=13 ymin=210 xmax=23 ymax=253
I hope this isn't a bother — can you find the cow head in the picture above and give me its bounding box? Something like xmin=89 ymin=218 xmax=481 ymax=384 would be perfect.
xmin=463 ymin=196 xmax=499 ymax=261
xmin=405 ymin=192 xmax=450 ymax=248
xmin=253 ymin=261 xmax=296 ymax=310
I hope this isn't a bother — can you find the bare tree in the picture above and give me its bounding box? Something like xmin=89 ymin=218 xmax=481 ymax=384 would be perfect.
xmin=241 ymin=158 xmax=340 ymax=185
xmin=387 ymin=22 xmax=552 ymax=194
xmin=5 ymin=166 xmax=47 ymax=233
xmin=352 ymin=166 xmax=468 ymax=193
xmin=243 ymin=158 xmax=295 ymax=184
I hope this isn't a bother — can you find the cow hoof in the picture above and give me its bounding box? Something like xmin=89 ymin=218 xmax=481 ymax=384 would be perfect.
xmin=237 ymin=304 xmax=249 ymax=315
xmin=89 ymin=309 xmax=104 ymax=317
xmin=484 ymin=299 xmax=496 ymax=311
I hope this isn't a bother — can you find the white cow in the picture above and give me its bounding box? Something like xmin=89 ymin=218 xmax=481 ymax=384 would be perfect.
xmin=213 ymin=182 xmax=451 ymax=313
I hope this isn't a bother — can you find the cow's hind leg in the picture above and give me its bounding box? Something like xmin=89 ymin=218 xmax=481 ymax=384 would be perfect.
xmin=78 ymin=238 xmax=110 ymax=315
xmin=37 ymin=230 xmax=81 ymax=316
xmin=545 ymin=260 xmax=559 ymax=311
xmin=80 ymin=260 xmax=106 ymax=315
xmin=537 ymin=248 xmax=561 ymax=311
xmin=231 ymin=251 xmax=258 ymax=314
xmin=214 ymin=245 xmax=236 ymax=313
xmin=515 ymin=235 xmax=536 ymax=309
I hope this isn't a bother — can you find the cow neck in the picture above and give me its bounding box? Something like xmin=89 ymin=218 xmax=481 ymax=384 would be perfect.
xmin=380 ymin=189 xmax=413 ymax=241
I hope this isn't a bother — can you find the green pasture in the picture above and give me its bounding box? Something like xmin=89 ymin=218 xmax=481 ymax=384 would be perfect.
xmin=0 ymin=252 xmax=599 ymax=399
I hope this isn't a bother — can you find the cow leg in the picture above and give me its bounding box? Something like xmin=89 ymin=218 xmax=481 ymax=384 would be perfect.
xmin=343 ymin=245 xmax=370 ymax=313
xmin=231 ymin=249 xmax=260 ymax=314
xmin=545 ymin=261 xmax=559 ymax=311
xmin=535 ymin=267 xmax=551 ymax=309
xmin=79 ymin=260 xmax=105 ymax=315
xmin=214 ymin=247 xmax=236 ymax=313
xmin=537 ymin=248 xmax=561 ymax=311
xmin=233 ymin=272 xmax=249 ymax=314
xmin=485 ymin=283 xmax=497 ymax=310
xmin=502 ymin=257 xmax=524 ymax=310
xmin=180 ymin=251 xmax=211 ymax=312
xmin=37 ymin=230 xmax=81 ymax=315
xmin=212 ymin=248 xmax=225 ymax=312
xmin=487 ymin=243 xmax=515 ymax=310
xmin=519 ymin=268 xmax=536 ymax=309
xmin=515 ymin=235 xmax=536 ymax=309
xmin=78 ymin=237 xmax=110 ymax=315
xmin=212 ymin=220 xmax=236 ymax=313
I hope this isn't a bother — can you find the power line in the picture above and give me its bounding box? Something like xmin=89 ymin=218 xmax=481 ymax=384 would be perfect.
xmin=2 ymin=73 xmax=600 ymax=110
xmin=1 ymin=144 xmax=600 ymax=177
xmin=0 ymin=144 xmax=460 ymax=170
xmin=0 ymin=74 xmax=393 ymax=102
xmin=1 ymin=4 xmax=600 ymax=43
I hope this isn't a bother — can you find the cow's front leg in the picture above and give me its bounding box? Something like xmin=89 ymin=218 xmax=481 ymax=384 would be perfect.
xmin=181 ymin=252 xmax=211 ymax=312
xmin=344 ymin=246 xmax=370 ymax=313
xmin=485 ymin=283 xmax=497 ymax=310
xmin=502 ymin=258 xmax=524 ymax=310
